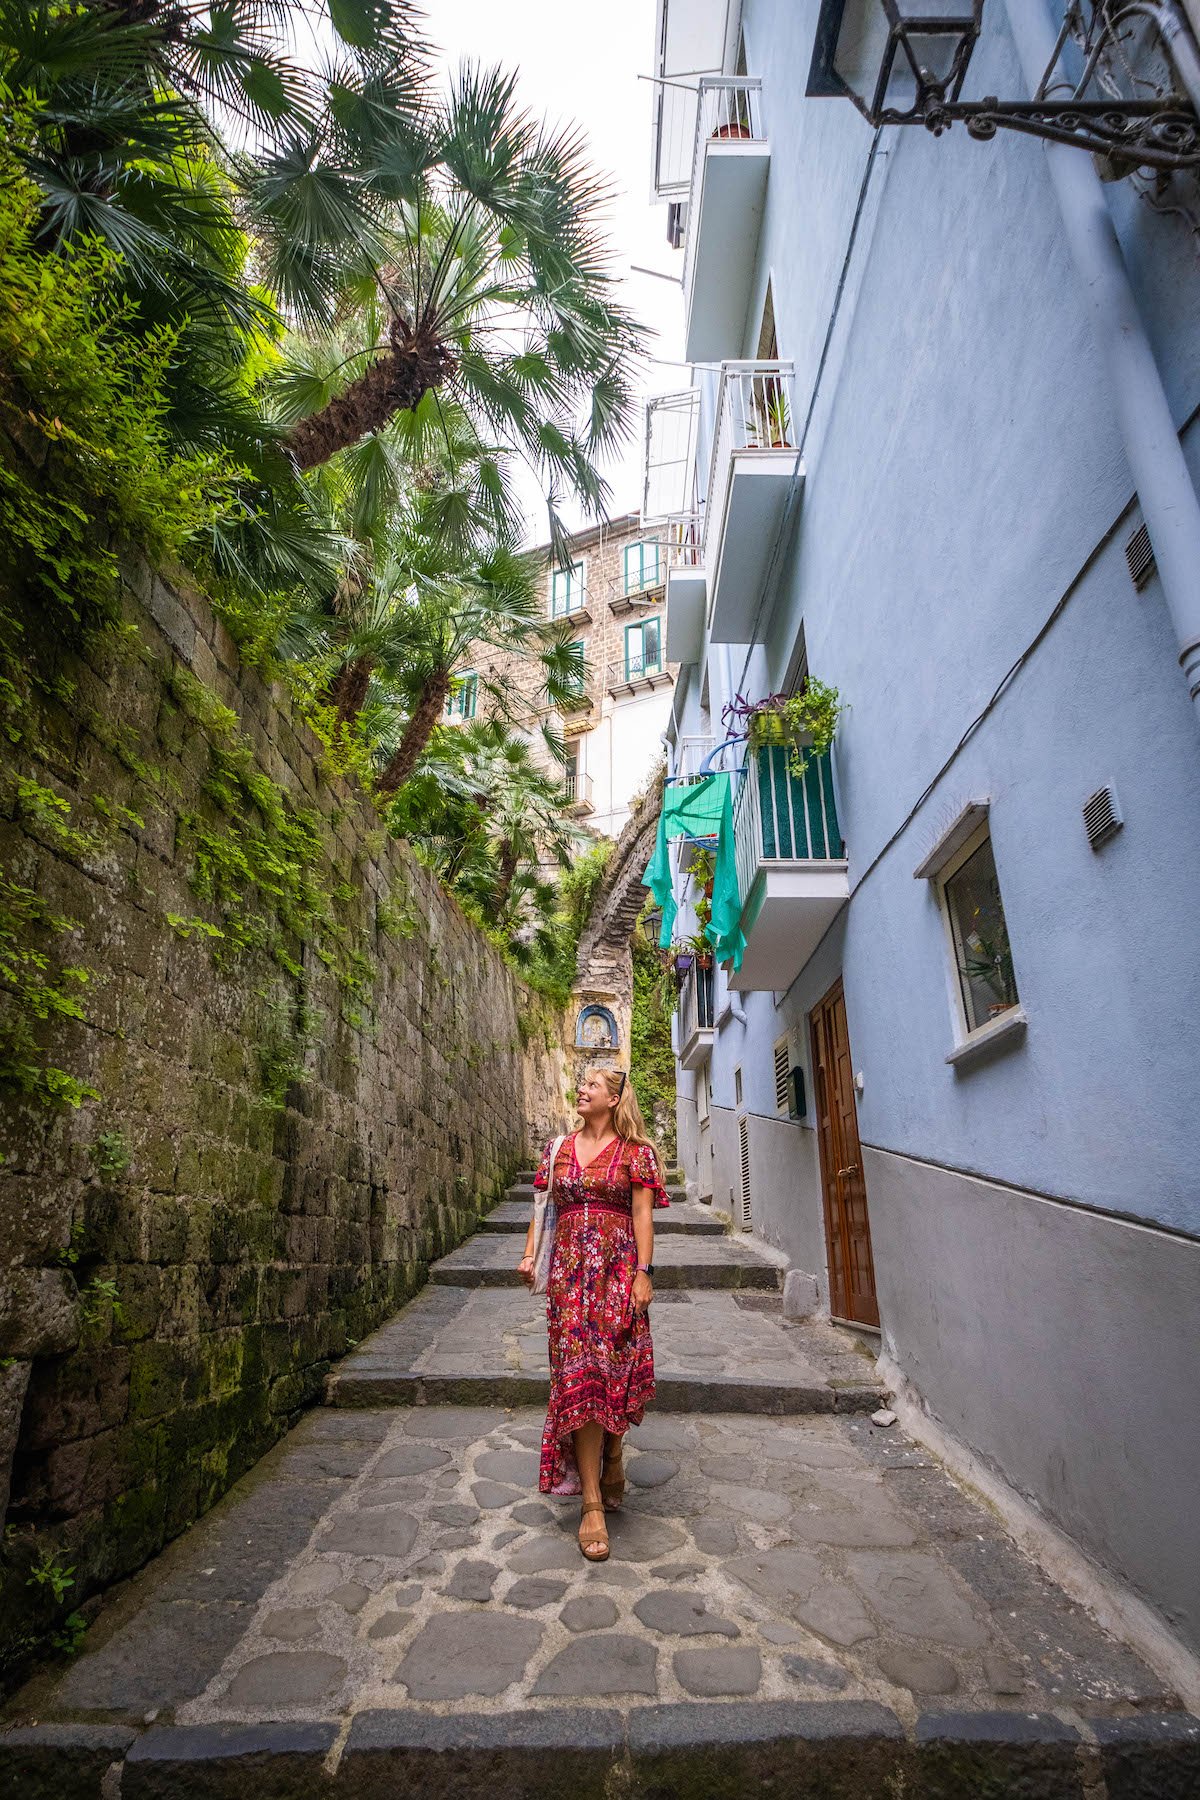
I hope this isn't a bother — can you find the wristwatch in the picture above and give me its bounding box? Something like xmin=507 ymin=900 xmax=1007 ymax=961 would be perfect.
xmin=638 ymin=1263 xmax=654 ymax=1276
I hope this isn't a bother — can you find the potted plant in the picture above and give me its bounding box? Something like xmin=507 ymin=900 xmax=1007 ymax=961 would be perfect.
xmin=726 ymin=681 xmax=846 ymax=778
xmin=748 ymin=384 xmax=792 ymax=449
xmin=685 ymin=846 xmax=715 ymax=899
xmin=780 ymin=678 xmax=845 ymax=777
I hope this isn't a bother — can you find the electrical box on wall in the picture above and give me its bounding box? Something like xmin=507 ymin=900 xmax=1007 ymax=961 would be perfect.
xmin=789 ymin=1067 xmax=807 ymax=1120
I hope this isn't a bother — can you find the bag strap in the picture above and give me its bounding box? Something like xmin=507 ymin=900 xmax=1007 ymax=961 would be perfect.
xmin=545 ymin=1133 xmax=566 ymax=1201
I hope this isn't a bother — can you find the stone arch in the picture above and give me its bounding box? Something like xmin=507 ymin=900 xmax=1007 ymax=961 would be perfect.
xmin=575 ymin=1003 xmax=619 ymax=1050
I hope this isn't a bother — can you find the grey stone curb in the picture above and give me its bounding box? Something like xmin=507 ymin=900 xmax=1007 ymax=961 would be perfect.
xmin=915 ymin=1709 xmax=1084 ymax=1798
xmin=0 ymin=1723 xmax=137 ymax=1800
xmin=342 ymin=1707 xmax=625 ymax=1800
xmin=12 ymin=1707 xmax=1194 ymax=1799
xmin=324 ymin=1369 xmax=882 ymax=1413
xmin=429 ymin=1263 xmax=780 ymax=1291
xmin=122 ymin=1722 xmax=338 ymax=1799
xmin=627 ymin=1700 xmax=909 ymax=1798
xmin=1090 ymin=1711 xmax=1200 ymax=1799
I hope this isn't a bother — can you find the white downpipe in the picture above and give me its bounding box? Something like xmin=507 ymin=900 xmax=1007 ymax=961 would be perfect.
xmin=1005 ymin=0 xmax=1200 ymax=728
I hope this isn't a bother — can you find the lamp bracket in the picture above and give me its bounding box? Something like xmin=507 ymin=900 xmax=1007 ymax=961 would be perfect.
xmin=891 ymin=88 xmax=1200 ymax=168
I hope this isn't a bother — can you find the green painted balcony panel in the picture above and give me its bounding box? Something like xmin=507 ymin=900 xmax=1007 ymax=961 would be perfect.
xmin=730 ymin=746 xmax=850 ymax=992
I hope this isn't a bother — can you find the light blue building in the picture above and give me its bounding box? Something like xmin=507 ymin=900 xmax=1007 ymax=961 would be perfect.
xmin=645 ymin=0 xmax=1200 ymax=1666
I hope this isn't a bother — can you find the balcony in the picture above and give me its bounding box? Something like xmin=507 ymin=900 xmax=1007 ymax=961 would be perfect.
xmin=550 ymin=594 xmax=592 ymax=627
xmin=609 ymin=561 xmax=666 ymax=619
xmin=564 ymin=771 xmax=594 ymax=816
xmin=557 ymin=682 xmax=595 ymax=722
xmin=683 ymin=78 xmax=770 ymax=365
xmin=703 ymin=362 xmax=803 ymax=645
xmin=729 ymin=746 xmax=849 ymax=992
xmin=606 ymin=655 xmax=673 ymax=698
xmin=663 ymin=515 xmax=707 ymax=666
xmin=679 ymin=959 xmax=716 ymax=1069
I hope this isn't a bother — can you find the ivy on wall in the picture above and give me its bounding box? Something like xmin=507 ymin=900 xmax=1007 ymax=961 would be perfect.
xmin=630 ymin=932 xmax=677 ymax=1164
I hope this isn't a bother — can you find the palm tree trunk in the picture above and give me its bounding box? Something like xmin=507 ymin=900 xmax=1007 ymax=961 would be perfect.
xmin=493 ymin=839 xmax=520 ymax=911
xmin=286 ymin=322 xmax=457 ymax=472
xmin=328 ymin=654 xmax=373 ymax=724
xmin=376 ymin=670 xmax=452 ymax=797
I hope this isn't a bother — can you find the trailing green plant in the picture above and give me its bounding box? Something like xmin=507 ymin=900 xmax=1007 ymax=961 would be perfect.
xmin=91 ymin=1129 xmax=130 ymax=1181
xmin=0 ymin=872 xmax=94 ymax=1108
xmin=26 ymin=1551 xmax=74 ymax=1603
xmin=50 ymin=1611 xmax=89 ymax=1657
xmin=736 ymin=681 xmax=846 ymax=777
xmin=0 ymin=146 xmax=241 ymax=627
xmin=79 ymin=1277 xmax=123 ymax=1327
xmin=630 ymin=931 xmax=677 ymax=1162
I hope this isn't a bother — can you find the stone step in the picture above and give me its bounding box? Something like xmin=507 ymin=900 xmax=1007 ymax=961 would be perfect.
xmin=481 ymin=1199 xmax=725 ymax=1237
xmin=46 ymin=1707 xmax=1195 ymax=1797
xmin=506 ymin=1182 xmax=688 ymax=1207
xmin=430 ymin=1234 xmax=780 ymax=1291
xmin=326 ymin=1286 xmax=884 ymax=1415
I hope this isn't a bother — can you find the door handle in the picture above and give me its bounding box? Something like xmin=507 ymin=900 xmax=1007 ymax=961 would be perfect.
xmin=835 ymin=1164 xmax=859 ymax=1179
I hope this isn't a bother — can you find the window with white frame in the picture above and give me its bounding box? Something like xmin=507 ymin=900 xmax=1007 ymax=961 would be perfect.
xmin=623 ymin=540 xmax=661 ymax=596
xmin=550 ymin=560 xmax=585 ymax=619
xmin=942 ymin=828 xmax=1019 ymax=1033
xmin=697 ymin=1064 xmax=710 ymax=1126
xmin=915 ymin=806 xmax=1021 ymax=1045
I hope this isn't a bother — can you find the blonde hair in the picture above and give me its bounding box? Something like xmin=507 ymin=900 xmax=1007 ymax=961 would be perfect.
xmin=585 ymin=1067 xmax=659 ymax=1159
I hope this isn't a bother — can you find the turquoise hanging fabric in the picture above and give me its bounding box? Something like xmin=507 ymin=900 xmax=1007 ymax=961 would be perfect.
xmin=643 ymin=773 xmax=746 ymax=973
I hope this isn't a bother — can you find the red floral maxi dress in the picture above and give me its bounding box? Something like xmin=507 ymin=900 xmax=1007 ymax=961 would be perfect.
xmin=534 ymin=1133 xmax=669 ymax=1495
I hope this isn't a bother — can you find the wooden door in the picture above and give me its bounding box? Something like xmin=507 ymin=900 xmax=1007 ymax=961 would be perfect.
xmin=810 ymin=978 xmax=879 ymax=1328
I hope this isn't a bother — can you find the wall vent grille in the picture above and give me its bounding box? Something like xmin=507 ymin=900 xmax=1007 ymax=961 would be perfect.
xmin=1083 ymin=784 xmax=1123 ymax=851
xmin=1125 ymin=523 xmax=1155 ymax=591
xmin=738 ymin=1115 xmax=752 ymax=1230
xmin=773 ymin=1039 xmax=791 ymax=1115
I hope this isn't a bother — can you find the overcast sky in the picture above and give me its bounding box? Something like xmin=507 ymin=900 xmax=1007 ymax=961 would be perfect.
xmin=426 ymin=0 xmax=686 ymax=542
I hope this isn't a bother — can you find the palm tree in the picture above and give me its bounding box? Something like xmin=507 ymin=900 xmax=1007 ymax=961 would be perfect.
xmin=393 ymin=720 xmax=586 ymax=948
xmin=258 ymin=61 xmax=645 ymax=545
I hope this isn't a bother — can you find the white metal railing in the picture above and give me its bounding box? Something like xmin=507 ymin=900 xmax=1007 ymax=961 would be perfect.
xmin=642 ymin=390 xmax=701 ymax=525
xmin=550 ymin=590 xmax=591 ymax=622
xmin=564 ymin=771 xmax=593 ymax=808
xmin=608 ymin=652 xmax=666 ymax=689
xmin=674 ymin=735 xmax=716 ymax=782
xmin=683 ymin=78 xmax=765 ymax=295
xmin=679 ymin=959 xmax=716 ymax=1045
xmin=732 ymin=746 xmax=843 ymax=914
xmin=664 ymin=512 xmax=704 ymax=568
xmin=703 ymin=361 xmax=798 ymax=564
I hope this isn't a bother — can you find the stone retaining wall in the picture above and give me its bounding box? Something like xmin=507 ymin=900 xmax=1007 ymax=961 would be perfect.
xmin=0 ymin=535 xmax=569 ymax=1676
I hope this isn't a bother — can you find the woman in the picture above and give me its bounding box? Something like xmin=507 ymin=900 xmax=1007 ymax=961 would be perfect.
xmin=518 ymin=1068 xmax=668 ymax=1561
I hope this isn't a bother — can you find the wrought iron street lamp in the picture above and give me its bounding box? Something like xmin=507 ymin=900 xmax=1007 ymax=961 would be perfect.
xmin=641 ymin=905 xmax=664 ymax=946
xmin=806 ymin=0 xmax=1200 ymax=170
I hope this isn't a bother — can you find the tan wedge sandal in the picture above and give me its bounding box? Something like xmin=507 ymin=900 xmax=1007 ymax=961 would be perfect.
xmin=578 ymin=1503 xmax=609 ymax=1562
xmin=600 ymin=1444 xmax=625 ymax=1514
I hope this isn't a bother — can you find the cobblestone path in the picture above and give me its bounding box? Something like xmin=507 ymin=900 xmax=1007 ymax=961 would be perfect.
xmin=3 ymin=1173 xmax=1197 ymax=1797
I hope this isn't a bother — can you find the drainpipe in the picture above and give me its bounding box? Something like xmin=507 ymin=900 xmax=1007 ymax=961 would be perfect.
xmin=1005 ymin=0 xmax=1200 ymax=726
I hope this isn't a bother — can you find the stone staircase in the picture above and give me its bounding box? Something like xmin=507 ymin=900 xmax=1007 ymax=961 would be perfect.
xmin=325 ymin=1167 xmax=884 ymax=1414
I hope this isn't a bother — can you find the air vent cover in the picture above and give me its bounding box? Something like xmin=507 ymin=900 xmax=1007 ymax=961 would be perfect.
xmin=738 ymin=1115 xmax=752 ymax=1231
xmin=773 ymin=1039 xmax=791 ymax=1114
xmin=1125 ymin=523 xmax=1155 ymax=591
xmin=1083 ymin=784 xmax=1123 ymax=851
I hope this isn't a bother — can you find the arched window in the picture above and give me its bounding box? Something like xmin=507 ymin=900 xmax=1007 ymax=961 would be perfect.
xmin=575 ymin=1004 xmax=619 ymax=1050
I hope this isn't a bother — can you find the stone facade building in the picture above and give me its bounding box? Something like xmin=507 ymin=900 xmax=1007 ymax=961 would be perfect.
xmin=455 ymin=512 xmax=676 ymax=841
